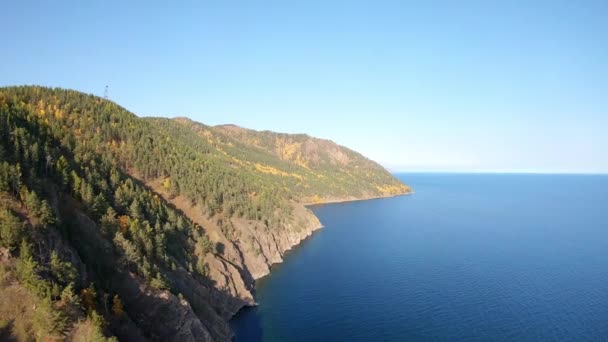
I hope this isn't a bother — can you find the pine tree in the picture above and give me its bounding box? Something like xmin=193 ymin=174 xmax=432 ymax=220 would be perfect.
xmin=71 ymin=170 xmax=82 ymax=196
xmin=114 ymin=186 xmax=128 ymax=210
xmin=60 ymin=283 xmax=82 ymax=320
xmin=55 ymin=155 xmax=70 ymax=189
xmin=0 ymin=208 xmax=23 ymax=251
xmin=91 ymin=193 xmax=108 ymax=219
xmin=33 ymin=298 xmax=68 ymax=341
xmin=50 ymin=251 xmax=77 ymax=285
xmin=129 ymin=199 xmax=143 ymax=221
xmin=37 ymin=200 xmax=55 ymax=225
xmin=100 ymin=207 xmax=118 ymax=236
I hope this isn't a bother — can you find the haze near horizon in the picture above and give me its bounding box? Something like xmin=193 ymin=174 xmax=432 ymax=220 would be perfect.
xmin=1 ymin=1 xmax=606 ymax=173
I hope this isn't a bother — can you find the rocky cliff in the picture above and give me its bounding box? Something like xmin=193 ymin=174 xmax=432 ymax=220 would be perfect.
xmin=0 ymin=86 xmax=410 ymax=341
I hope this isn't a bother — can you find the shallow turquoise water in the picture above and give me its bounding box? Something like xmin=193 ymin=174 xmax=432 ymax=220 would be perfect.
xmin=232 ymin=173 xmax=608 ymax=341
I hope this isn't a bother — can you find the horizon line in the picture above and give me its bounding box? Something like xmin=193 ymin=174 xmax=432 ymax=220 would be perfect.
xmin=389 ymin=170 xmax=608 ymax=175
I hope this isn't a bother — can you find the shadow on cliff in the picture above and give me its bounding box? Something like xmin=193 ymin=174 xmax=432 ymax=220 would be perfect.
xmin=0 ymin=319 xmax=17 ymax=342
xmin=57 ymin=192 xmax=244 ymax=341
xmin=230 ymin=305 xmax=263 ymax=342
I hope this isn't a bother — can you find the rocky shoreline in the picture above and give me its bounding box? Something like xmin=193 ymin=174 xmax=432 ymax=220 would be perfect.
xmin=228 ymin=189 xmax=415 ymax=316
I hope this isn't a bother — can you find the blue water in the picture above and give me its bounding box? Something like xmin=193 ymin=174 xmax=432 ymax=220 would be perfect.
xmin=231 ymin=173 xmax=608 ymax=341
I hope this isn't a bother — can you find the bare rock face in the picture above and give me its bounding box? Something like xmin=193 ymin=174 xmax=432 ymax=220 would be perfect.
xmin=113 ymin=273 xmax=215 ymax=342
xmin=152 ymin=202 xmax=323 ymax=341
xmin=144 ymin=183 xmax=323 ymax=322
xmin=189 ymin=202 xmax=322 ymax=322
xmin=205 ymin=254 xmax=255 ymax=306
xmin=221 ymin=203 xmax=322 ymax=288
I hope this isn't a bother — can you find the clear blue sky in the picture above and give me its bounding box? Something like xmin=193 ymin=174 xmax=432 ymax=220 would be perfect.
xmin=2 ymin=1 xmax=607 ymax=173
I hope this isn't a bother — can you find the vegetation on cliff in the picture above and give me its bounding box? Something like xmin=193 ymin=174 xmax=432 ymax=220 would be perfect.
xmin=0 ymin=85 xmax=410 ymax=341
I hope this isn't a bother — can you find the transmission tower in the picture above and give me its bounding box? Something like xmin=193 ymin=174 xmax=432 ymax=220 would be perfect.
xmin=104 ymin=85 xmax=109 ymax=99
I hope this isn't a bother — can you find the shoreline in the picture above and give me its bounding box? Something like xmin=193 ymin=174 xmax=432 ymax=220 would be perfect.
xmin=229 ymin=189 xmax=414 ymax=318
xmin=303 ymin=190 xmax=414 ymax=207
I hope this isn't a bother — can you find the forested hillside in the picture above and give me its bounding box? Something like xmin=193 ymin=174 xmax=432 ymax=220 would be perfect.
xmin=0 ymin=86 xmax=410 ymax=341
xmin=175 ymin=118 xmax=409 ymax=203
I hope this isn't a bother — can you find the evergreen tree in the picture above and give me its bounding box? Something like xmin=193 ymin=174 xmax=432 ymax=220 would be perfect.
xmin=0 ymin=208 xmax=23 ymax=251
xmin=50 ymin=251 xmax=77 ymax=285
xmin=91 ymin=193 xmax=108 ymax=220
xmin=33 ymin=298 xmax=69 ymax=341
xmin=128 ymin=199 xmax=143 ymax=221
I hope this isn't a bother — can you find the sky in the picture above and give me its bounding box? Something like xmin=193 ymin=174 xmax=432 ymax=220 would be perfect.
xmin=2 ymin=1 xmax=607 ymax=173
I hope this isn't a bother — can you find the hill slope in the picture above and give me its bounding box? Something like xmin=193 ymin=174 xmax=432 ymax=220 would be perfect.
xmin=174 ymin=117 xmax=409 ymax=203
xmin=0 ymin=86 xmax=410 ymax=341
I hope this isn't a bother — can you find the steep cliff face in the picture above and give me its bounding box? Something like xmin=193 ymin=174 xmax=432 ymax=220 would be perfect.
xmin=0 ymin=86 xmax=410 ymax=341
xmin=147 ymin=180 xmax=323 ymax=313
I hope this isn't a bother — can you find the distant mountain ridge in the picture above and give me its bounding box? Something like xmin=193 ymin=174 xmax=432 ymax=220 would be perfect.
xmin=174 ymin=117 xmax=409 ymax=203
xmin=0 ymin=86 xmax=410 ymax=341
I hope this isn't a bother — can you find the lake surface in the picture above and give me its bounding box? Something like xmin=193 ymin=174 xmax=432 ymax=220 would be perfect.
xmin=231 ymin=173 xmax=608 ymax=341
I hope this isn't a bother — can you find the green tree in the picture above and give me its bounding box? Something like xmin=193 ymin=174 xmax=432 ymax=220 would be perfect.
xmin=128 ymin=199 xmax=143 ymax=221
xmin=114 ymin=186 xmax=128 ymax=210
xmin=37 ymin=199 xmax=55 ymax=225
xmin=197 ymin=235 xmax=213 ymax=255
xmin=0 ymin=208 xmax=23 ymax=252
xmin=100 ymin=207 xmax=118 ymax=236
xmin=55 ymin=155 xmax=70 ymax=189
xmin=23 ymin=190 xmax=41 ymax=216
xmin=150 ymin=272 xmax=168 ymax=290
xmin=15 ymin=240 xmax=51 ymax=297
xmin=90 ymin=193 xmax=108 ymax=219
xmin=60 ymin=283 xmax=82 ymax=318
xmin=32 ymin=298 xmax=68 ymax=341
xmin=50 ymin=251 xmax=77 ymax=285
